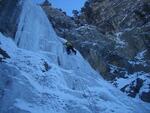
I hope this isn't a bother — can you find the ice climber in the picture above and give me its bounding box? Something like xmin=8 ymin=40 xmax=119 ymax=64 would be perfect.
xmin=64 ymin=41 xmax=77 ymax=55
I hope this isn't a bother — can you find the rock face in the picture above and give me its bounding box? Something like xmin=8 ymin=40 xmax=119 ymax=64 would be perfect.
xmin=81 ymin=0 xmax=150 ymax=32
xmin=41 ymin=0 xmax=150 ymax=102
xmin=0 ymin=0 xmax=22 ymax=38
xmin=41 ymin=0 xmax=77 ymax=38
xmin=0 ymin=48 xmax=10 ymax=62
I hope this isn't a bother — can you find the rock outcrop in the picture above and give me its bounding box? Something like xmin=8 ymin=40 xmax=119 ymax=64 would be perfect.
xmin=0 ymin=0 xmax=22 ymax=38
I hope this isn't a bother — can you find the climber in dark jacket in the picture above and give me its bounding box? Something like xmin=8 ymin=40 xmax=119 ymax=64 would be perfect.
xmin=64 ymin=41 xmax=76 ymax=55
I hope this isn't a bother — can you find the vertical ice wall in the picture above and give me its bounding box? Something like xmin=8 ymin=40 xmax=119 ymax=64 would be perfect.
xmin=15 ymin=0 xmax=61 ymax=53
xmin=14 ymin=0 xmax=99 ymax=79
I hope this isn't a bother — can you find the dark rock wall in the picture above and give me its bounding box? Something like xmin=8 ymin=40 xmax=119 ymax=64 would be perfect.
xmin=0 ymin=0 xmax=22 ymax=38
xmin=81 ymin=0 xmax=150 ymax=33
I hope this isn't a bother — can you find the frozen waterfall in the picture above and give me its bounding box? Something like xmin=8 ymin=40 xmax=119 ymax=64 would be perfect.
xmin=0 ymin=0 xmax=150 ymax=113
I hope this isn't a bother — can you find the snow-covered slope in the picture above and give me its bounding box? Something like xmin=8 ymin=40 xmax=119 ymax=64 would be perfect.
xmin=0 ymin=0 xmax=150 ymax=113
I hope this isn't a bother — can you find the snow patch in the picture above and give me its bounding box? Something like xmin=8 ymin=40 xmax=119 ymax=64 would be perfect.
xmin=128 ymin=50 xmax=148 ymax=66
xmin=115 ymin=32 xmax=126 ymax=48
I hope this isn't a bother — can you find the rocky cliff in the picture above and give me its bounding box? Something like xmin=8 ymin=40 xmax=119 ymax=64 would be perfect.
xmin=0 ymin=0 xmax=22 ymax=38
xmin=41 ymin=0 xmax=150 ymax=102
